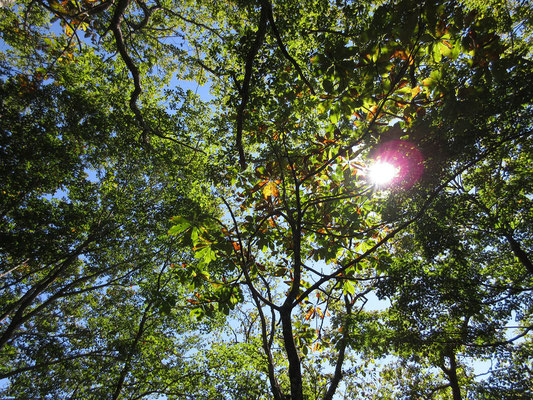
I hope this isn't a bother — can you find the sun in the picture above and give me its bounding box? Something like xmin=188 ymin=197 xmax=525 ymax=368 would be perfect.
xmin=368 ymin=161 xmax=399 ymax=186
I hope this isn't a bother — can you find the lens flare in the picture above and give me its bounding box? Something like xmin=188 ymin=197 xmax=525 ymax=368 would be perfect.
xmin=368 ymin=161 xmax=399 ymax=186
xmin=369 ymin=140 xmax=424 ymax=188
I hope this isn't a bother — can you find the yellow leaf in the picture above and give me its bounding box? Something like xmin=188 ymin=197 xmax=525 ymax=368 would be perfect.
xmin=262 ymin=181 xmax=279 ymax=199
xmin=411 ymin=85 xmax=421 ymax=99
xmin=64 ymin=24 xmax=74 ymax=37
xmin=367 ymin=105 xmax=379 ymax=121
xmin=78 ymin=22 xmax=89 ymax=31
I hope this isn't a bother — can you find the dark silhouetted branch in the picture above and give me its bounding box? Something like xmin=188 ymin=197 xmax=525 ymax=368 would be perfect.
xmin=110 ymin=0 xmax=149 ymax=142
xmin=263 ymin=0 xmax=316 ymax=96
xmin=236 ymin=4 xmax=268 ymax=169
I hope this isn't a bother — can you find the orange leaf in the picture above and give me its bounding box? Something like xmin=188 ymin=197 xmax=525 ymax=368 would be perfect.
xmin=441 ymin=40 xmax=453 ymax=49
xmin=397 ymin=80 xmax=409 ymax=89
xmin=392 ymin=49 xmax=409 ymax=60
xmin=263 ymin=181 xmax=279 ymax=199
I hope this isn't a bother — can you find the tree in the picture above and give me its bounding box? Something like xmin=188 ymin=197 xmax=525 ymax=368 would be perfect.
xmin=167 ymin=1 xmax=532 ymax=399
xmin=0 ymin=10 xmax=223 ymax=396
xmin=1 ymin=0 xmax=532 ymax=399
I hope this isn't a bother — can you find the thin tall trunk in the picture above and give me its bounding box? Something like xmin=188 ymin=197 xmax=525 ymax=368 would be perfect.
xmin=251 ymin=278 xmax=284 ymax=400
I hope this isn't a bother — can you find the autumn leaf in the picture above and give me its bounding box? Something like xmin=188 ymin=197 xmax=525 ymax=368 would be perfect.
xmin=392 ymin=49 xmax=409 ymax=60
xmin=411 ymin=85 xmax=421 ymax=98
xmin=312 ymin=342 xmax=322 ymax=352
xmin=367 ymin=105 xmax=380 ymax=121
xmin=305 ymin=307 xmax=315 ymax=321
xmin=263 ymin=181 xmax=279 ymax=199
xmin=397 ymin=80 xmax=409 ymax=90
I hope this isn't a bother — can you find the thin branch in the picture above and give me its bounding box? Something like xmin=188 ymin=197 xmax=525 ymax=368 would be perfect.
xmin=0 ymin=260 xmax=29 ymax=279
xmin=131 ymin=0 xmax=160 ymax=30
xmin=323 ymin=295 xmax=352 ymax=400
xmin=112 ymin=302 xmax=153 ymax=400
xmin=151 ymin=131 xmax=207 ymax=154
xmin=0 ymin=351 xmax=112 ymax=379
xmin=465 ymin=325 xmax=533 ymax=348
xmin=262 ymin=0 xmax=316 ymax=95
xmin=299 ymin=33 xmax=426 ymax=185
xmin=249 ymin=279 xmax=285 ymax=400
xmin=219 ymin=196 xmax=279 ymax=311
xmin=162 ymin=8 xmax=225 ymax=40
xmin=294 ymin=133 xmax=525 ymax=307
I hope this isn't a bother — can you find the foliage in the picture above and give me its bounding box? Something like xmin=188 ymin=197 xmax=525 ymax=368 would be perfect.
xmin=0 ymin=0 xmax=532 ymax=399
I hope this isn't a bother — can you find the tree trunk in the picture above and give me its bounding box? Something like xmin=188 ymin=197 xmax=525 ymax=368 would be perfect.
xmin=440 ymin=348 xmax=462 ymax=400
xmin=280 ymin=308 xmax=303 ymax=400
xmin=323 ymin=297 xmax=352 ymax=400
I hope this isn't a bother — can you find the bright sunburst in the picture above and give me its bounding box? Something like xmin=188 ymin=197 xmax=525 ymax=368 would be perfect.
xmin=368 ymin=161 xmax=399 ymax=186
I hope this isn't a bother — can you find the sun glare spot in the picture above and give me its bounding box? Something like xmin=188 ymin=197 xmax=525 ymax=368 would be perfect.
xmin=368 ymin=162 xmax=399 ymax=186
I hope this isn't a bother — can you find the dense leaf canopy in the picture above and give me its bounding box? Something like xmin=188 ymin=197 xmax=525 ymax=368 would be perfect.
xmin=0 ymin=0 xmax=532 ymax=399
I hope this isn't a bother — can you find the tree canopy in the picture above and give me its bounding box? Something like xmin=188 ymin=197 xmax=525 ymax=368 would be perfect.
xmin=0 ymin=0 xmax=532 ymax=399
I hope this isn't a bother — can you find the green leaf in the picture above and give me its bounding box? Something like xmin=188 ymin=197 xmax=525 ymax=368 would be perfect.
xmin=195 ymin=246 xmax=217 ymax=264
xmin=343 ymin=280 xmax=356 ymax=295
xmin=169 ymin=216 xmax=192 ymax=235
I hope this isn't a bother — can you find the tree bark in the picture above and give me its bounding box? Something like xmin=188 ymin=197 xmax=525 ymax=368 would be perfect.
xmin=323 ymin=297 xmax=352 ymax=400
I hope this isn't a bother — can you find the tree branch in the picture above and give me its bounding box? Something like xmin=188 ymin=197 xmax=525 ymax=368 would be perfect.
xmin=236 ymin=4 xmax=268 ymax=169
xmin=262 ymin=0 xmax=316 ymax=95
xmin=109 ymin=0 xmax=149 ymax=142
xmin=323 ymin=296 xmax=352 ymax=400
xmin=0 ymin=351 xmax=112 ymax=379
